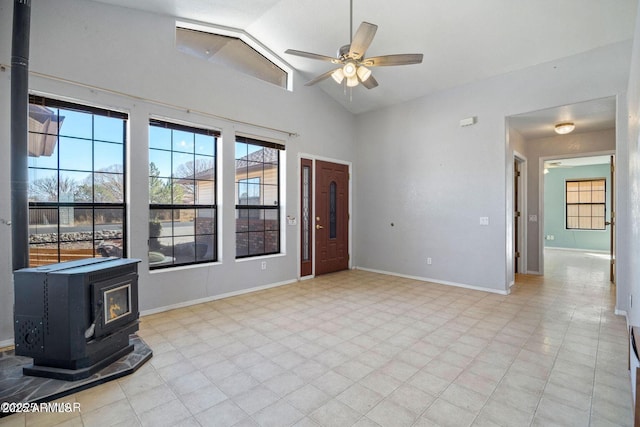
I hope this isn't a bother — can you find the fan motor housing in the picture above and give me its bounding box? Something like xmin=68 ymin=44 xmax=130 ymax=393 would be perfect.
xmin=338 ymin=44 xmax=351 ymax=59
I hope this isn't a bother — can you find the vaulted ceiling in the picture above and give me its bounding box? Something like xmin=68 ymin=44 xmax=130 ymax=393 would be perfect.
xmin=92 ymin=0 xmax=637 ymax=118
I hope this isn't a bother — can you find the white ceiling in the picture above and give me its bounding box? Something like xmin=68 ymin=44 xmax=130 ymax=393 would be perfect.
xmin=92 ymin=0 xmax=637 ymax=116
xmin=509 ymin=96 xmax=617 ymax=140
xmin=544 ymin=155 xmax=611 ymax=168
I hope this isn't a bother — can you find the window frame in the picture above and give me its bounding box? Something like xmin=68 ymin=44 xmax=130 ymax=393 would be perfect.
xmin=27 ymin=95 xmax=128 ymax=267
xmin=176 ymin=21 xmax=293 ymax=91
xmin=148 ymin=119 xmax=219 ymax=270
xmin=235 ymin=136 xmax=284 ymax=259
xmin=565 ymin=178 xmax=607 ymax=231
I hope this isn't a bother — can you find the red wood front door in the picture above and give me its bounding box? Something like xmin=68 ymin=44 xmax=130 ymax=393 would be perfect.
xmin=315 ymin=160 xmax=349 ymax=275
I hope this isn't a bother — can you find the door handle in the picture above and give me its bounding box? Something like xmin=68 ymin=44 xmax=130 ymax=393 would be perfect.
xmin=316 ymin=224 xmax=324 ymax=230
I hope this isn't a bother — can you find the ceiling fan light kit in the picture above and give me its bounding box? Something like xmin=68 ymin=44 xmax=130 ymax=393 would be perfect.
xmin=356 ymin=65 xmax=371 ymax=82
xmin=284 ymin=0 xmax=423 ymax=90
xmin=343 ymin=61 xmax=357 ymax=78
xmin=554 ymin=122 xmax=575 ymax=134
xmin=331 ymin=68 xmax=345 ymax=84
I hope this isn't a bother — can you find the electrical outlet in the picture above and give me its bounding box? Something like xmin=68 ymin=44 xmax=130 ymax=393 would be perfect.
xmin=261 ymin=261 xmax=267 ymax=270
xmin=427 ymin=257 xmax=432 ymax=265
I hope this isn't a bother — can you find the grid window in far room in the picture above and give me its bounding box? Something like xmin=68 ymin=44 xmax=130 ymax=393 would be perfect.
xmin=235 ymin=136 xmax=283 ymax=258
xmin=148 ymin=119 xmax=218 ymax=269
xmin=566 ymin=178 xmax=606 ymax=230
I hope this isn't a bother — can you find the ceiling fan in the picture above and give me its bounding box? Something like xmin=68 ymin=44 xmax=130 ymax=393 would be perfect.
xmin=284 ymin=0 xmax=423 ymax=89
xmin=543 ymin=161 xmax=573 ymax=174
xmin=545 ymin=161 xmax=573 ymax=169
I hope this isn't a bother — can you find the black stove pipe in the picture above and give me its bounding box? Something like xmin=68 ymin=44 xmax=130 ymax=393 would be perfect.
xmin=11 ymin=0 xmax=31 ymax=271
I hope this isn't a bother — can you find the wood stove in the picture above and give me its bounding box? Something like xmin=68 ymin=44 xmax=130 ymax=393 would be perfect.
xmin=13 ymin=257 xmax=140 ymax=380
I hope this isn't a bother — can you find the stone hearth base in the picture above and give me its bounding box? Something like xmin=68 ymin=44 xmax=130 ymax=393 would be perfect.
xmin=0 ymin=335 xmax=152 ymax=418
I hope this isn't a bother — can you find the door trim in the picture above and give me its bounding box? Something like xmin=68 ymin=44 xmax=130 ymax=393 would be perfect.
xmin=298 ymin=153 xmax=353 ymax=279
xmin=610 ymin=154 xmax=615 ymax=283
xmin=514 ymin=152 xmax=527 ymax=275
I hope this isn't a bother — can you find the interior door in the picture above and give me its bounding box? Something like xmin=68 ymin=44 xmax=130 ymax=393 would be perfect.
xmin=315 ymin=160 xmax=349 ymax=275
xmin=514 ymin=159 xmax=521 ymax=273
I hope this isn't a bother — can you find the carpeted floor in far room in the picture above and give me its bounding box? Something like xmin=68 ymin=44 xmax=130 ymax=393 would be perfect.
xmin=0 ymin=248 xmax=631 ymax=426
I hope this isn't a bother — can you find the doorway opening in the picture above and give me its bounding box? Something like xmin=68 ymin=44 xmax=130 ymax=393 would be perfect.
xmin=506 ymin=96 xmax=617 ymax=286
xmin=541 ymin=154 xmax=615 ymax=282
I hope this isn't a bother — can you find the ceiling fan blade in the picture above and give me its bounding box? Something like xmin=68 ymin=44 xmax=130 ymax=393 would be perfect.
xmin=305 ymin=69 xmax=338 ymax=86
xmin=348 ymin=22 xmax=377 ymax=60
xmin=363 ymin=54 xmax=424 ymax=67
xmin=285 ymin=49 xmax=339 ymax=63
xmin=360 ymin=74 xmax=378 ymax=89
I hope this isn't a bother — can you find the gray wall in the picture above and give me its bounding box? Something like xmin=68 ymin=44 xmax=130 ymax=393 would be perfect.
xmin=625 ymin=3 xmax=640 ymax=326
xmin=0 ymin=0 xmax=356 ymax=345
xmin=353 ymin=46 xmax=629 ymax=293
xmin=543 ymin=164 xmax=612 ymax=252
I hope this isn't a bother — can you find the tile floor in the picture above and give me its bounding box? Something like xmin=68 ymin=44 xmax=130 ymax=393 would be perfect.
xmin=0 ymin=249 xmax=632 ymax=426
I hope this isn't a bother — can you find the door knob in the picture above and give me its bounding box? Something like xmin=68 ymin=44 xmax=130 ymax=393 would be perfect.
xmin=316 ymin=224 xmax=324 ymax=230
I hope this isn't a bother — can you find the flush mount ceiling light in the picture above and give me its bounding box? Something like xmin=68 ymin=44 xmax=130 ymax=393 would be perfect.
xmin=554 ymin=122 xmax=575 ymax=135
xmin=284 ymin=0 xmax=423 ymax=90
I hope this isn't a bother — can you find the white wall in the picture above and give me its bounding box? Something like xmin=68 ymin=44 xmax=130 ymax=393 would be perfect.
xmin=0 ymin=0 xmax=355 ymax=344
xmin=354 ymin=43 xmax=630 ymax=294
xmin=626 ymin=2 xmax=640 ymax=326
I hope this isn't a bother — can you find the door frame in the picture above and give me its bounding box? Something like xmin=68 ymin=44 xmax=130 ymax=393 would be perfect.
xmin=298 ymin=153 xmax=353 ymax=278
xmin=513 ymin=152 xmax=527 ymax=276
xmin=538 ymin=149 xmax=615 ymax=276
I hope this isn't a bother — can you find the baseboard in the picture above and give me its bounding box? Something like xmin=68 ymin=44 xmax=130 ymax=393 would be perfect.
xmin=615 ymin=308 xmax=629 ymax=325
xmin=544 ymin=247 xmax=609 ymax=254
xmin=354 ymin=267 xmax=509 ymax=295
xmin=140 ymin=278 xmax=297 ymax=317
xmin=0 ymin=338 xmax=14 ymax=349
xmin=526 ymin=270 xmax=541 ymax=275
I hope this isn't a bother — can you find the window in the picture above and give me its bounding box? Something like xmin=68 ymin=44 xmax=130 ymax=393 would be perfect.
xmin=235 ymin=136 xmax=283 ymax=258
xmin=176 ymin=26 xmax=290 ymax=89
xmin=28 ymin=96 xmax=127 ymax=267
xmin=566 ymin=179 xmax=606 ymax=230
xmin=149 ymin=120 xmax=218 ymax=269
xmin=239 ymin=177 xmax=261 ymax=202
